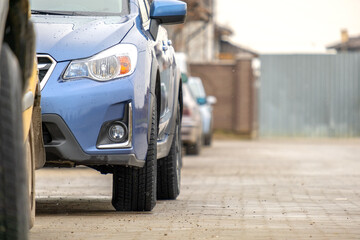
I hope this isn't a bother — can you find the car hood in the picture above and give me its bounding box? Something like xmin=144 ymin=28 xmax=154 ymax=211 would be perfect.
xmin=32 ymin=15 xmax=135 ymax=62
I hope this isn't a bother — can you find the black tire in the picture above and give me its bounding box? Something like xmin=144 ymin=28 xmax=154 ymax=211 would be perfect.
xmin=112 ymin=101 xmax=157 ymax=211
xmin=204 ymin=134 xmax=212 ymax=146
xmin=186 ymin=135 xmax=201 ymax=155
xmin=0 ymin=44 xmax=29 ymax=240
xmin=157 ymin=103 xmax=182 ymax=200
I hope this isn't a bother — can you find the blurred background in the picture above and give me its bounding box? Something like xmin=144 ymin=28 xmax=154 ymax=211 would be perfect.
xmin=29 ymin=1 xmax=360 ymax=238
xmin=166 ymin=0 xmax=360 ymax=139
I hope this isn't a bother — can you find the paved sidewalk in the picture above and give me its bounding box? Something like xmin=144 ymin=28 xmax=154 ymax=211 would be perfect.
xmin=31 ymin=139 xmax=360 ymax=239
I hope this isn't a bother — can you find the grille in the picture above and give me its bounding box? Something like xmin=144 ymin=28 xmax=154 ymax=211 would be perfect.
xmin=37 ymin=55 xmax=56 ymax=89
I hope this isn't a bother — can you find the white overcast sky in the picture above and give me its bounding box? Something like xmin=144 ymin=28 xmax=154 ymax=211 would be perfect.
xmin=216 ymin=0 xmax=360 ymax=54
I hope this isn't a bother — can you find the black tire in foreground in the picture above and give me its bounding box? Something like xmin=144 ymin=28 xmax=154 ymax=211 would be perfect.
xmin=157 ymin=103 xmax=182 ymax=200
xmin=0 ymin=43 xmax=29 ymax=240
xmin=112 ymin=100 xmax=158 ymax=211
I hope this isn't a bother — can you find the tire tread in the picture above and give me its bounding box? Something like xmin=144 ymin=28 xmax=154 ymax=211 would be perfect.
xmin=157 ymin=103 xmax=181 ymax=200
xmin=0 ymin=43 xmax=29 ymax=240
xmin=112 ymin=102 xmax=157 ymax=211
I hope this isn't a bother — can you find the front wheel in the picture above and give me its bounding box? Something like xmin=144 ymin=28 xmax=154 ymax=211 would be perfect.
xmin=157 ymin=102 xmax=182 ymax=200
xmin=112 ymin=101 xmax=157 ymax=211
xmin=186 ymin=134 xmax=201 ymax=155
xmin=204 ymin=134 xmax=212 ymax=146
xmin=0 ymin=43 xmax=29 ymax=240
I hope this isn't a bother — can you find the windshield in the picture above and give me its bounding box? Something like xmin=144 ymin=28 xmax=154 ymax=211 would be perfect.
xmin=30 ymin=0 xmax=129 ymax=16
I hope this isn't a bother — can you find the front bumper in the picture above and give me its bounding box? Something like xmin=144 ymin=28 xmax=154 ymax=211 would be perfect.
xmin=39 ymin=54 xmax=152 ymax=165
xmin=43 ymin=114 xmax=145 ymax=167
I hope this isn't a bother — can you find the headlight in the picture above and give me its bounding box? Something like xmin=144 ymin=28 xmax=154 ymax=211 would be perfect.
xmin=63 ymin=44 xmax=137 ymax=81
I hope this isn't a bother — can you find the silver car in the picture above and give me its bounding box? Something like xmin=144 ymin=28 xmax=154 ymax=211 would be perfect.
xmin=181 ymin=83 xmax=203 ymax=155
xmin=187 ymin=76 xmax=217 ymax=146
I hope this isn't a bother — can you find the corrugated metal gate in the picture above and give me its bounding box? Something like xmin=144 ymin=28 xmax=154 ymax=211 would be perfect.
xmin=260 ymin=54 xmax=360 ymax=137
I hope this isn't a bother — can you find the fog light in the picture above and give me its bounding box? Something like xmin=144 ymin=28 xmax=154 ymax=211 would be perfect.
xmin=108 ymin=122 xmax=127 ymax=142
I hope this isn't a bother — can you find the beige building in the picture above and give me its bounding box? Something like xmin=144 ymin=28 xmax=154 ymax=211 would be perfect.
xmin=166 ymin=0 xmax=257 ymax=63
xmin=165 ymin=0 xmax=216 ymax=63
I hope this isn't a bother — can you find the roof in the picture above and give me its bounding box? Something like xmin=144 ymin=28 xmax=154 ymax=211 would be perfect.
xmin=220 ymin=39 xmax=258 ymax=58
xmin=327 ymin=35 xmax=360 ymax=51
xmin=215 ymin=24 xmax=233 ymax=37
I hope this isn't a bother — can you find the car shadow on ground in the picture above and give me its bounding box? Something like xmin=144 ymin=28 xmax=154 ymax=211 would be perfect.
xmin=35 ymin=198 xmax=153 ymax=215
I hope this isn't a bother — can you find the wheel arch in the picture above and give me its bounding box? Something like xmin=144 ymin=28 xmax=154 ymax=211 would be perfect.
xmin=3 ymin=0 xmax=35 ymax=91
xmin=155 ymin=70 xmax=161 ymax=133
xmin=178 ymin=78 xmax=183 ymax=122
xmin=0 ymin=1 xmax=9 ymax=47
xmin=149 ymin=57 xmax=161 ymax=142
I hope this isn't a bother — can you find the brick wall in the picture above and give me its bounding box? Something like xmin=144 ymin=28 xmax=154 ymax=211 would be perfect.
xmin=190 ymin=59 xmax=257 ymax=137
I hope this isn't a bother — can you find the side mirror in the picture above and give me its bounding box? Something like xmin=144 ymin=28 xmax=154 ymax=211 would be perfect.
xmin=181 ymin=73 xmax=188 ymax=83
xmin=150 ymin=0 xmax=187 ymax=25
xmin=150 ymin=0 xmax=187 ymax=39
xmin=197 ymin=97 xmax=207 ymax=105
xmin=207 ymin=96 xmax=217 ymax=105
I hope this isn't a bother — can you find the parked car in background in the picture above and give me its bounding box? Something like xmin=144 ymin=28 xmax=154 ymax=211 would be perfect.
xmin=187 ymin=76 xmax=216 ymax=146
xmin=31 ymin=0 xmax=186 ymax=211
xmin=181 ymin=83 xmax=203 ymax=155
xmin=0 ymin=0 xmax=45 ymax=239
xmin=174 ymin=52 xmax=189 ymax=79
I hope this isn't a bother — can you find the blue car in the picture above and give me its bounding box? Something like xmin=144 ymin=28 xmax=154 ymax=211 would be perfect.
xmin=30 ymin=0 xmax=186 ymax=211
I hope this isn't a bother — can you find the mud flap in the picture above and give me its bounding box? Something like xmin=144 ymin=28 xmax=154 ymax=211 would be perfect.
xmin=32 ymin=86 xmax=45 ymax=169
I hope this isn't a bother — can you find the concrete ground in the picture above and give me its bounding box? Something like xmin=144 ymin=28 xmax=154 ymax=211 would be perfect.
xmin=30 ymin=139 xmax=360 ymax=239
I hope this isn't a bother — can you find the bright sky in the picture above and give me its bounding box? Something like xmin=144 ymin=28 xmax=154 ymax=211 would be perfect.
xmin=216 ymin=0 xmax=360 ymax=54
